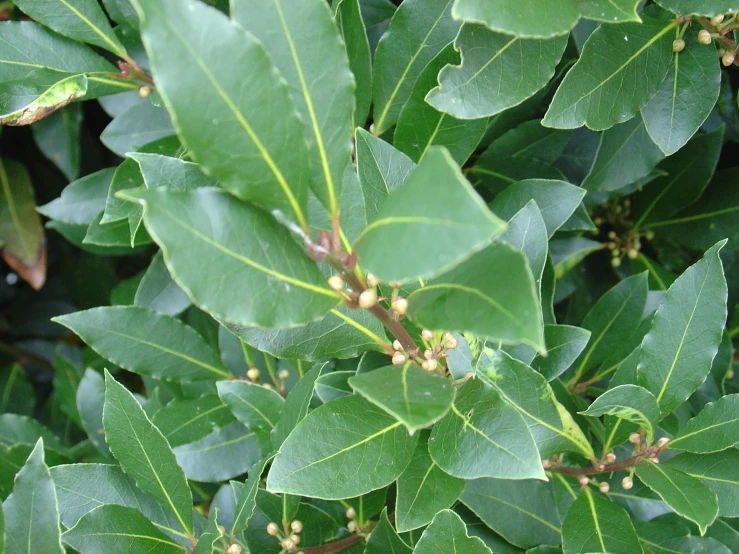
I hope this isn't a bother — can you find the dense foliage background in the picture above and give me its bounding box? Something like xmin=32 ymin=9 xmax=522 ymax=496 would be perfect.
xmin=0 ymin=0 xmax=738 ymax=552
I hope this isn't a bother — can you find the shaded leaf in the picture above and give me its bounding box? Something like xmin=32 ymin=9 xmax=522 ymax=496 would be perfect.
xmin=100 ymin=101 xmax=174 ymax=158
xmin=336 ymin=0 xmax=372 ymax=127
xmin=76 ymin=369 xmax=109 ymax=456
xmin=271 ymin=362 xmax=326 ymax=449
xmin=579 ymin=0 xmax=641 ymax=22
xmin=581 ymin=385 xmax=660 ymax=442
xmin=531 ymin=325 xmax=591 ymax=381
xmin=231 ymin=457 xmax=268 ymax=536
xmin=217 ymin=380 xmax=284 ymax=431
xmin=37 ymin=168 xmax=115 ymax=226
xmin=134 ymin=251 xmax=191 ymax=316
xmin=365 ymin=508 xmax=411 ymax=554
xmin=31 ymin=104 xmax=82 ymax=180
xmin=151 ymin=394 xmax=234 ymax=448
xmin=655 ymin=0 xmax=738 ymax=17
xmin=413 ymin=509 xmax=491 ymax=554
xmin=451 ymin=0 xmax=580 ymax=38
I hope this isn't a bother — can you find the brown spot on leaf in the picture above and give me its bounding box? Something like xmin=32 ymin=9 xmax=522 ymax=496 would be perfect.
xmin=3 ymin=241 xmax=46 ymax=290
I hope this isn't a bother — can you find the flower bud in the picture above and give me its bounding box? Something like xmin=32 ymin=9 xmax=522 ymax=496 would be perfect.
xmin=648 ymin=457 xmax=660 ymax=464
xmin=291 ymin=535 xmax=301 ymax=544
xmin=346 ymin=507 xmax=356 ymax=519
xmin=672 ymin=38 xmax=685 ymax=53
xmin=711 ymin=14 xmax=725 ymax=26
xmin=358 ymin=289 xmax=378 ymax=309
xmin=278 ymin=369 xmax=290 ymax=381
xmin=606 ymin=452 xmax=617 ymax=463
xmin=138 ymin=85 xmax=152 ymax=98
xmin=622 ymin=477 xmax=633 ymax=490
xmin=657 ymin=437 xmax=670 ymax=448
xmin=391 ymin=297 xmax=408 ymax=315
xmin=291 ymin=520 xmax=303 ymax=533
xmin=607 ymin=241 xmax=617 ymax=250
xmin=392 ymin=352 xmax=406 ymax=365
xmin=227 ymin=545 xmax=242 ymax=554
xmin=422 ymin=358 xmax=438 ymax=372
xmin=727 ymin=368 xmax=735 ymax=380
xmin=645 ymin=230 xmax=655 ymax=240
xmin=578 ymin=475 xmax=590 ymax=487
xmin=328 ymin=275 xmax=344 ymax=291
xmin=421 ymin=329 xmax=433 ymax=341
xmin=393 ymin=340 xmax=403 ymax=351
xmin=443 ymin=332 xmax=454 ymax=341
xmin=542 ymin=459 xmax=551 ymax=469
xmin=627 ymin=248 xmax=638 ymax=260
xmin=629 ymin=432 xmax=641 ymax=444
xmin=722 ymin=51 xmax=735 ymax=66
xmin=366 ymin=273 xmax=379 ymax=287
xmin=281 ymin=538 xmax=295 ymax=550
xmin=347 ymin=521 xmax=357 ymax=532
xmin=608 ymin=230 xmax=617 ymax=239
xmin=698 ymin=29 xmax=712 ymax=44
xmin=266 ymin=522 xmax=279 ymax=536
xmin=599 ymin=482 xmax=610 ymax=494
xmin=262 ymin=383 xmax=274 ymax=390
xmin=611 ymin=257 xmax=621 ymax=268
xmin=446 ymin=337 xmax=459 ymax=350
xmin=247 ymin=368 xmax=261 ymax=381
xmin=424 ymin=348 xmax=434 ymax=360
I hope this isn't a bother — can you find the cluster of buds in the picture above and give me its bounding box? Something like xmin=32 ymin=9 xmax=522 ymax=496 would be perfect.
xmin=604 ymin=225 xmax=653 ymax=268
xmin=629 ymin=431 xmax=668 ymax=463
xmin=266 ymin=519 xmax=303 ymax=553
xmin=394 ymin=329 xmax=458 ymax=371
xmin=577 ymin=475 xmax=611 ymax=494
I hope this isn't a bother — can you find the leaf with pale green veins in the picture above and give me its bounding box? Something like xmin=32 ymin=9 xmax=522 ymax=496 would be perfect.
xmin=581 ymin=385 xmax=660 ymax=442
xmin=54 ymin=306 xmax=231 ymax=381
xmin=349 ymin=363 xmax=455 ymax=433
xmin=100 ymin=102 xmax=175 ymax=158
xmin=543 ymin=17 xmax=674 ymax=130
xmin=641 ymin=29 xmax=721 ymax=155
xmin=217 ymin=381 xmax=284 ymax=431
xmin=394 ymin=44 xmax=486 ymax=165
xmin=451 ymin=0 xmax=580 ymax=38
xmin=354 ymin=147 xmax=505 ymax=284
xmin=3 ymin=440 xmax=64 ymax=554
xmin=0 ymin=70 xmax=87 ymax=126
xmin=12 ymin=0 xmax=127 ymax=57
xmin=135 ymin=251 xmax=191 ymax=316
xmin=335 ymin=0 xmax=372 ymax=127
xmin=131 ymin=0 xmax=312 ymax=228
xmin=637 ymin=241 xmax=728 ymax=415
xmin=267 ymin=394 xmax=418 ymax=499
xmin=426 ymin=24 xmax=567 ymax=119
xmin=271 ymin=362 xmax=327 ymax=449
xmin=365 ymin=508 xmax=412 ymax=554
xmin=192 ymin=511 xmax=221 ymax=554
xmin=483 ymin=120 xmax=572 ymax=166
xmin=372 ymin=0 xmax=460 ymax=134
xmin=62 ymin=505 xmax=186 ymax=554
xmin=130 ymin=153 xmax=218 ymax=192
xmin=666 ymin=450 xmax=739 ymax=517
xmin=562 ymin=486 xmax=642 ymax=554
xmin=231 ymin=457 xmax=269 ymax=536
xmin=428 ymin=378 xmax=545 ymax=480
xmin=151 ymin=394 xmax=234 ymax=448
xmin=531 ymin=325 xmax=591 ymax=381
xmin=31 ymin=104 xmax=81 ymax=180
xmin=414 ymin=509 xmax=492 ymax=554
xmin=578 ymin=0 xmax=641 ymax=22
xmin=37 ymin=168 xmax=115 ymax=226
xmin=231 ymin=0 xmax=354 ymax=215
xmin=655 ymin=0 xmax=739 ymax=16
xmin=668 ymin=394 xmax=739 ymax=453
xmin=103 ymin=371 xmax=194 ymax=536
xmin=355 ymin=128 xmax=415 ymax=224
xmin=119 ymin=188 xmax=340 ymax=328
xmin=395 ymin=434 xmax=464 ymax=532
xmin=0 ymin=156 xmax=46 ymax=290
xmin=635 ymin=461 xmax=718 ymax=534
xmin=581 ymin=115 xmax=664 ymax=191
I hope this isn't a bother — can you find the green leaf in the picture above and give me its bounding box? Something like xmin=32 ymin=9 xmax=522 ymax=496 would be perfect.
xmin=217 ymin=380 xmax=284 ymax=431
xmin=372 ymin=0 xmax=461 ymax=134
xmin=131 ymin=0 xmax=311 ymax=228
xmin=134 ymin=251 xmax=191 ymax=316
xmin=31 ymin=104 xmax=81 ymax=180
xmin=478 ymin=350 xmax=595 ymax=459
xmin=231 ymin=457 xmax=268 ymax=536
xmin=102 ymin=0 xmax=139 ymax=28
xmin=407 ymin=243 xmax=544 ymax=351
xmin=451 ymin=0 xmax=580 ymax=38
xmin=631 ymin=125 xmax=724 ymax=228
xmin=365 ymin=508 xmax=412 ymax=554
xmin=151 ymin=394 xmax=234 ymax=448
xmin=488 ymin=179 xmax=585 ymax=238
xmin=641 ymin=29 xmax=722 ymax=155
xmin=349 ymin=363 xmax=455 ymax=432
xmin=426 ymin=24 xmax=567 ymax=119
xmin=0 ymin=414 xmax=67 ymax=454
xmin=581 ymin=115 xmax=665 ymax=191
xmin=0 ymin=498 xmax=3 ymax=554
xmin=395 ymin=434 xmax=464 ymax=532
xmin=578 ymin=0 xmax=641 ymax=22
xmin=0 ymin=156 xmax=45 ymax=290
xmin=231 ymin=0 xmax=354 ymax=215
xmin=414 ymin=509 xmax=492 ymax=554
xmin=12 ymin=0 xmax=126 ymax=56
xmin=460 ymin=478 xmax=561 ymax=549
xmin=173 ymin=422 xmax=259 ymax=483
xmin=635 ymin=461 xmax=718 ymax=534
xmin=62 ymin=505 xmax=186 ymax=554
xmin=581 ymin=385 xmax=660 ymax=442
xmin=669 ymin=394 xmax=739 ymax=453
xmin=192 ymin=510 xmax=221 ymax=554
xmin=100 ymin=102 xmax=175 ymax=158
xmin=3 ymin=440 xmax=64 ymax=554
xmin=315 ymin=371 xmax=354 ymax=403
xmin=266 ymin=394 xmax=418 ymax=499
xmin=103 ymin=371 xmax=194 ymax=536
xmin=637 ymin=241 xmax=728 ymax=414
xmin=271 ymin=362 xmax=326 ymax=449
xmin=76 ymin=369 xmax=110 ymax=456
xmin=222 ymin=303 xmax=387 ymax=362
xmin=395 ymin=44 xmax=486 ymax=164
xmin=355 ymin=127 xmax=415 ymax=224
xmin=130 ymin=153 xmax=218 ymax=192
xmin=336 ymin=0 xmax=372 ymax=127
xmin=54 ymin=306 xmax=231 ymax=381
xmin=543 ymin=17 xmax=675 ymax=130
xmin=483 ymin=119 xmax=572 ymax=166
xmin=667 ymin=450 xmax=739 ymax=517
xmin=83 ymin=210 xmax=151 ymax=249
xmin=120 ymin=188 xmax=339 ymax=328
xmin=354 ymin=147 xmax=505 ymax=283
xmin=655 ymin=0 xmax=738 ymax=16
xmin=562 ymin=486 xmax=642 ymax=554
xmin=37 ymin=168 xmax=115 ymax=226
xmin=428 ymin=378 xmax=545 ymax=480
xmin=531 ymin=325 xmax=591 ymax=381
xmin=551 ymin=237 xmax=603 ymax=279
xmin=499 ymin=200 xmax=548 ymax=301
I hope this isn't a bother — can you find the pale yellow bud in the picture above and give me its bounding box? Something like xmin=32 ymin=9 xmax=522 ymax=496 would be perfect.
xmin=606 ymin=452 xmax=617 ymax=462
xmin=629 ymin=432 xmax=641 ymax=444
xmin=290 ymin=520 xmax=303 ymax=533
xmin=698 ymin=29 xmax=713 ymax=44
xmin=422 ymin=358 xmax=438 ymax=372
xmin=622 ymin=477 xmax=633 ymax=490
xmin=328 ymin=275 xmax=344 ymax=291
xmin=578 ymin=475 xmax=590 ymax=487
xmin=711 ymin=14 xmax=725 ymax=25
xmin=393 ymin=340 xmax=403 ymax=351
xmin=266 ymin=522 xmax=279 ymax=536
xmin=542 ymin=459 xmax=551 ymax=469
xmin=366 ymin=273 xmax=379 ymax=287
xmin=358 ymin=289 xmax=378 ymax=309
xmin=599 ymin=482 xmax=610 ymax=494
xmin=446 ymin=337 xmax=459 ymax=350
xmin=247 ymin=368 xmax=261 ymax=381
xmin=227 ymin=544 xmax=242 ymax=554
xmin=346 ymin=507 xmax=356 ymax=519
xmin=138 ymin=85 xmax=152 ymax=98
xmin=657 ymin=437 xmax=670 ymax=448
xmin=421 ymin=329 xmax=433 ymax=341
xmin=391 ymin=297 xmax=408 ymax=315
xmin=278 ymin=369 xmax=290 ymax=381
xmin=392 ymin=352 xmax=406 ymax=365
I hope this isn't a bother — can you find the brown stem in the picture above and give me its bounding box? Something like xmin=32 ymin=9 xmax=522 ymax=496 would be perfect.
xmin=549 ymin=454 xmax=644 ymax=476
xmin=697 ymin=16 xmax=739 ymax=64
xmin=298 ymin=534 xmax=362 ymax=554
xmin=0 ymin=342 xmax=54 ymax=372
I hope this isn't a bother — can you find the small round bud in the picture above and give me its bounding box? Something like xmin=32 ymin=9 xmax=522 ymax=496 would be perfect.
xmin=278 ymin=369 xmax=290 ymax=381
xmin=645 ymin=230 xmax=655 ymax=240
xmin=422 ymin=358 xmax=438 ymax=372
xmin=722 ymin=51 xmax=735 ymax=66
xmin=711 ymin=14 xmax=725 ymax=26
xmin=138 ymin=85 xmax=152 ymax=98
xmin=698 ymin=29 xmax=712 ymax=45
xmin=328 ymin=275 xmax=344 ymax=291
xmin=542 ymin=459 xmax=551 ymax=469
xmin=727 ymin=369 xmax=735 ymax=380
xmin=366 ymin=273 xmax=379 ymax=287
xmin=446 ymin=337 xmax=459 ymax=350
xmin=291 ymin=520 xmax=303 ymax=533
xmin=421 ymin=329 xmax=433 ymax=341
xmin=390 ymin=340 xmax=402 ymax=353
xmin=392 ymin=297 xmax=408 ymax=315
xmin=247 ymin=368 xmax=261 ymax=381
xmin=262 ymin=383 xmax=274 ymax=390
xmin=672 ymin=39 xmax=685 ymax=53
xmin=657 ymin=437 xmax=670 ymax=448
xmin=346 ymin=507 xmax=356 ymax=519
xmin=611 ymin=248 xmax=620 ymax=258
xmin=578 ymin=475 xmax=590 ymax=487
xmin=623 ymin=199 xmax=631 ymax=208
xmin=266 ymin=522 xmax=279 ymax=536
xmin=606 ymin=452 xmax=617 ymax=463
xmin=633 ymin=238 xmax=641 ymax=249
xmin=607 ymin=241 xmax=617 ymax=250
xmin=347 ymin=521 xmax=357 ymax=532
xmin=614 ymin=205 xmax=623 ymax=214
xmin=594 ymin=217 xmax=604 ymax=225
xmin=358 ymin=289 xmax=378 ymax=309
xmin=599 ymin=482 xmax=610 ymax=494
xmin=227 ymin=545 xmax=242 ymax=554
xmin=424 ymin=348 xmax=434 ymax=360
xmin=291 ymin=535 xmax=301 ymax=545
xmin=281 ymin=538 xmax=295 ymax=550
xmin=611 ymin=257 xmax=622 ymax=268
xmin=598 ymin=463 xmax=606 ymax=471
xmin=627 ymin=248 xmax=639 ymax=260
xmin=392 ymin=352 xmax=406 ymax=365
xmin=648 ymin=457 xmax=660 ymax=464
xmin=622 ymin=477 xmax=633 ymax=490
xmin=608 ymin=230 xmax=617 ymax=240
xmin=629 ymin=432 xmax=641 ymax=444
xmin=443 ymin=332 xmax=454 ymax=341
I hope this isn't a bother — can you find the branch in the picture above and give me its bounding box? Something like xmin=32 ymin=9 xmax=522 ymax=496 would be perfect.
xmin=298 ymin=534 xmax=363 ymax=554
xmin=549 ymin=455 xmax=640 ymax=476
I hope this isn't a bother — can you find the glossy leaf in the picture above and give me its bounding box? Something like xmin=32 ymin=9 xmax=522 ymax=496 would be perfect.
xmin=365 ymin=508 xmax=411 ymax=554
xmin=132 ymin=0 xmax=312 ymax=227
xmin=429 ymin=378 xmax=545 ymax=480
xmin=54 ymin=306 xmax=231 ymax=381
xmin=669 ymin=394 xmax=739 ymax=453
xmin=217 ymin=380 xmax=284 ymax=431
xmin=581 ymin=385 xmax=660 ymax=442
xmin=483 ymin=120 xmax=571 ymax=165
xmin=335 ymin=0 xmax=372 ymax=126
xmin=655 ymin=0 xmax=739 ymax=16
xmin=354 ymin=147 xmax=505 ymax=283
xmin=579 ymin=0 xmax=641 ymax=22
xmin=372 ymin=0 xmax=460 ymax=133
xmin=134 ymin=251 xmax=191 ymax=316
xmin=120 ymin=188 xmax=339 ymax=328
xmin=407 ymin=243 xmax=544 ymax=350
xmin=192 ymin=512 xmax=221 ymax=554
xmin=130 ymin=153 xmax=218 ymax=192
xmin=76 ymin=369 xmax=109 ymax=456
xmin=0 ymin=71 xmax=87 ymax=126
xmin=271 ymin=362 xmax=326 ymax=449
xmin=413 ymin=509 xmax=492 ymax=554
xmin=666 ymin=450 xmax=739 ymax=517
xmin=543 ymin=17 xmax=674 ymax=130
xmin=151 ymin=394 xmax=234 ymax=448
xmin=451 ymin=0 xmax=580 ymax=38
xmin=427 ymin=24 xmax=567 ymax=119
xmin=267 ymin=394 xmax=418 ymax=499
xmin=637 ymin=241 xmax=728 ymax=414
xmin=231 ymin=457 xmax=268 ymax=535
xmin=31 ymin=104 xmax=81 ymax=180
xmin=499 ymin=201 xmax=548 ymax=300
xmin=103 ymin=371 xmax=193 ymax=536
xmin=37 ymin=168 xmax=115 ymax=226
xmin=531 ymin=325 xmax=591 ymax=381
xmin=315 ymin=371 xmax=354 ymax=403
xmin=100 ymin=101 xmax=175 ymax=158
